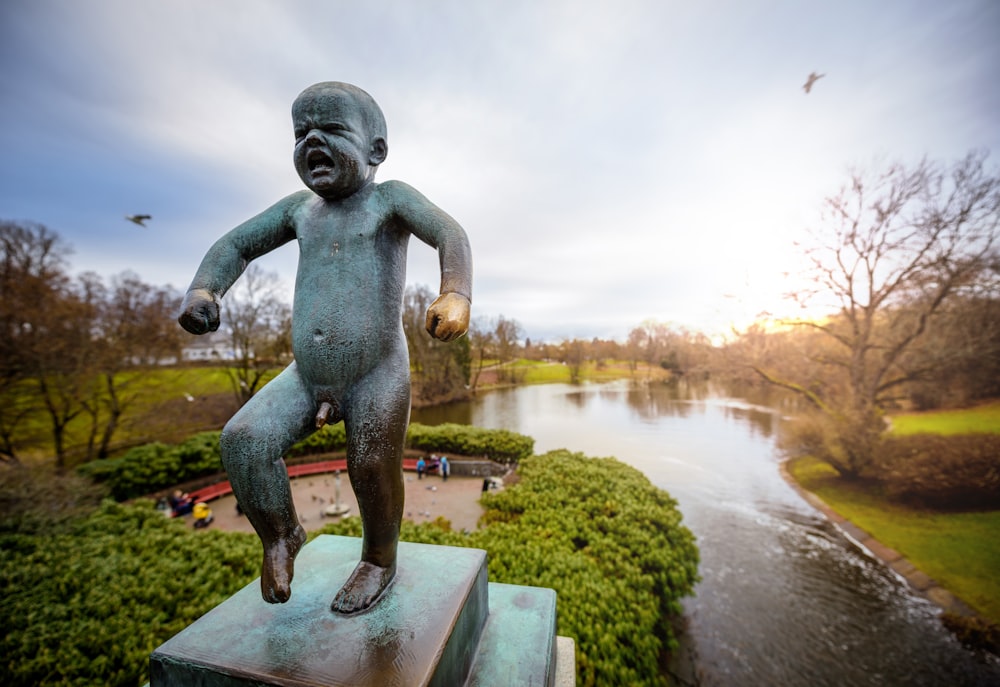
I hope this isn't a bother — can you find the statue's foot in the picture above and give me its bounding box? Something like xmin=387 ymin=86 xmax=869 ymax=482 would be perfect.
xmin=331 ymin=560 xmax=397 ymax=614
xmin=260 ymin=526 xmax=307 ymax=604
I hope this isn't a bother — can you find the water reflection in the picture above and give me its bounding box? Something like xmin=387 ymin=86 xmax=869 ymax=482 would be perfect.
xmin=411 ymin=381 xmax=1000 ymax=685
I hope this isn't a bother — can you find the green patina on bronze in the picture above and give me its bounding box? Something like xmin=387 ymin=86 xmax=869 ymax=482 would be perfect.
xmin=149 ymin=536 xmax=557 ymax=687
xmin=178 ymin=82 xmax=473 ymax=614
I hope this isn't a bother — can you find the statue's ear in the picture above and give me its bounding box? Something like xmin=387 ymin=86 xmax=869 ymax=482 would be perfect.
xmin=369 ymin=137 xmax=388 ymax=165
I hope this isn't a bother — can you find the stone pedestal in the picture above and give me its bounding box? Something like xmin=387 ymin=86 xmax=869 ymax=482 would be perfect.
xmin=149 ymin=535 xmax=570 ymax=686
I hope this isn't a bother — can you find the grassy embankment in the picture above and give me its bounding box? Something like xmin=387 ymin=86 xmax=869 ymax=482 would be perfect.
xmin=24 ymin=361 xmax=661 ymax=462
xmin=788 ymin=401 xmax=1000 ymax=624
xmin=477 ymin=358 xmax=671 ymax=388
xmin=16 ymin=367 xmax=273 ymax=462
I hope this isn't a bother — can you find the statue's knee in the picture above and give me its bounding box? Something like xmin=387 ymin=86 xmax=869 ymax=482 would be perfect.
xmin=220 ymin=420 xmax=259 ymax=464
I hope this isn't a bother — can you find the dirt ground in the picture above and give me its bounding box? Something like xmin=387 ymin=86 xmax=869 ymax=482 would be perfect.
xmin=196 ymin=472 xmax=489 ymax=535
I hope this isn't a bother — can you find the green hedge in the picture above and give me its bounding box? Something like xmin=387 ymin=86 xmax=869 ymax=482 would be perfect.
xmin=0 ymin=500 xmax=261 ymax=687
xmin=77 ymin=432 xmax=223 ymax=501
xmin=405 ymin=422 xmax=533 ymax=464
xmin=5 ymin=450 xmax=698 ymax=687
xmin=78 ymin=423 xmax=532 ymax=501
xmin=322 ymin=450 xmax=698 ymax=686
xmin=871 ymin=433 xmax=1000 ymax=509
xmin=286 ymin=422 xmax=348 ymax=457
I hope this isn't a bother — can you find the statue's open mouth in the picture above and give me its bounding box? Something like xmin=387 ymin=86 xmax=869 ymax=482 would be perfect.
xmin=307 ymin=149 xmax=334 ymax=174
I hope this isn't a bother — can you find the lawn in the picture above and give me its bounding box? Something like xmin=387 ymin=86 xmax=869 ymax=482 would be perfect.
xmin=789 ymin=455 xmax=1000 ymax=624
xmin=889 ymin=401 xmax=1000 ymax=436
xmin=15 ymin=366 xmax=272 ymax=462
xmin=505 ymin=359 xmax=671 ymax=385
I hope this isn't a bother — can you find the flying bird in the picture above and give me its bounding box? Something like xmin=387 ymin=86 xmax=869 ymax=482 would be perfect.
xmin=125 ymin=214 xmax=152 ymax=227
xmin=802 ymin=72 xmax=825 ymax=94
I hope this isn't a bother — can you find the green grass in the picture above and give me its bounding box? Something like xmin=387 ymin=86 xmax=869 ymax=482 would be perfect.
xmin=519 ymin=361 xmax=572 ymax=384
xmin=15 ymin=366 xmax=277 ymax=461
xmin=513 ymin=359 xmax=671 ymax=385
xmin=890 ymin=401 xmax=1000 ymax=436
xmin=789 ymin=456 xmax=1000 ymax=624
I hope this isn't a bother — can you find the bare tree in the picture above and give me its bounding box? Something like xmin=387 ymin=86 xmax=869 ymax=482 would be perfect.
xmin=402 ymin=284 xmax=470 ymax=403
xmin=493 ymin=315 xmax=523 ymax=383
xmin=30 ymin=275 xmax=100 ymax=468
xmin=753 ymin=151 xmax=1000 ymax=477
xmin=467 ymin=316 xmax=495 ymax=393
xmin=219 ymin=264 xmax=292 ymax=405
xmin=0 ymin=221 xmax=71 ymax=462
xmin=561 ymin=338 xmax=586 ymax=383
xmin=901 ymin=291 xmax=1000 ymax=408
xmin=81 ymin=272 xmax=183 ymax=459
xmin=0 ymin=221 xmax=101 ymax=467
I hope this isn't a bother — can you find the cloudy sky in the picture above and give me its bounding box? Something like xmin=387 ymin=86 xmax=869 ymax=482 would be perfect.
xmin=2 ymin=1 xmax=998 ymax=341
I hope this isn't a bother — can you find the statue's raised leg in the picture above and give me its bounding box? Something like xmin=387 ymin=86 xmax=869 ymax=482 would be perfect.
xmin=220 ymin=363 xmax=315 ymax=603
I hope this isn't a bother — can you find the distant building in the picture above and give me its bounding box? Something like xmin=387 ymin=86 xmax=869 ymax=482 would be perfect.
xmin=180 ymin=330 xmax=240 ymax=362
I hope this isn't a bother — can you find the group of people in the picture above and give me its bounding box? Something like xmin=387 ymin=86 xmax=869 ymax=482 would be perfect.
xmin=415 ymin=455 xmax=450 ymax=481
xmin=166 ymin=489 xmax=214 ymax=528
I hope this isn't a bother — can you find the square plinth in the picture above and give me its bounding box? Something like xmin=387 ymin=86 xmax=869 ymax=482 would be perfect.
xmin=471 ymin=583 xmax=558 ymax=687
xmin=150 ymin=535 xmax=488 ymax=687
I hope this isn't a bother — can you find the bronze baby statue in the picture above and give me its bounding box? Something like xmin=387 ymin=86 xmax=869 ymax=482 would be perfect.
xmin=179 ymin=82 xmax=472 ymax=614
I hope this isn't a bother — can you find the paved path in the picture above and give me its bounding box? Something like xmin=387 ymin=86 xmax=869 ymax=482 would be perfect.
xmin=198 ymin=472 xmax=488 ymax=535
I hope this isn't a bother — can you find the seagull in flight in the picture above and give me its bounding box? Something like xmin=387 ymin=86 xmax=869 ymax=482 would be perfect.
xmin=802 ymin=72 xmax=825 ymax=94
xmin=125 ymin=214 xmax=152 ymax=227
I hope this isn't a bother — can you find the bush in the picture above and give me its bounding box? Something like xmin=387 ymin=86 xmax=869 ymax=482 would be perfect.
xmin=0 ymin=463 xmax=106 ymax=535
xmin=0 ymin=500 xmax=260 ymax=687
xmin=779 ymin=409 xmax=885 ymax=479
xmin=320 ymin=449 xmax=700 ymax=686
xmin=871 ymin=433 xmax=1000 ymax=509
xmin=4 ymin=449 xmax=698 ymax=687
xmin=285 ymin=423 xmax=348 ymax=457
xmin=405 ymin=423 xmax=534 ymax=464
xmin=78 ymin=432 xmax=224 ymax=501
xmin=80 ymin=422 xmax=533 ymax=500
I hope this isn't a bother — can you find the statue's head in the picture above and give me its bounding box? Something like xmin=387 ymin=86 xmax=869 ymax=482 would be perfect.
xmin=292 ymin=82 xmax=388 ymax=199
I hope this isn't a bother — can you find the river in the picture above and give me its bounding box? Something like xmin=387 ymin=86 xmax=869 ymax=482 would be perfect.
xmin=411 ymin=379 xmax=1000 ymax=686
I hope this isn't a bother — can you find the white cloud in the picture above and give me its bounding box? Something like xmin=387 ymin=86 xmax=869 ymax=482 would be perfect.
xmin=2 ymin=0 xmax=998 ymax=341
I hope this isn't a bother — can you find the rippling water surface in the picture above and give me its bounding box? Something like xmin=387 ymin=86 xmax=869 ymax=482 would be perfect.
xmin=412 ymin=379 xmax=1000 ymax=686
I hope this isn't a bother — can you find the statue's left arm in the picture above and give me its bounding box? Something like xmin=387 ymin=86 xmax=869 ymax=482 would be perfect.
xmin=385 ymin=181 xmax=472 ymax=341
xmin=178 ymin=192 xmax=304 ymax=335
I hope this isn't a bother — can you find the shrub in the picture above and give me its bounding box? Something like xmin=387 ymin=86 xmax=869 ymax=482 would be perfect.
xmin=79 ymin=423 xmax=532 ymax=500
xmin=0 ymin=463 xmax=106 ymax=535
xmin=78 ymin=432 xmax=223 ymax=501
xmin=0 ymin=500 xmax=260 ymax=687
xmin=405 ymin=422 xmax=534 ymax=464
xmin=286 ymin=423 xmax=348 ymax=457
xmin=5 ymin=449 xmax=698 ymax=687
xmin=779 ymin=409 xmax=885 ymax=479
xmin=870 ymin=433 xmax=1000 ymax=509
xmin=320 ymin=449 xmax=700 ymax=686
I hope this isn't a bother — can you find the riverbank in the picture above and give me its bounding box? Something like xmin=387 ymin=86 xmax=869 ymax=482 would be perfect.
xmin=781 ymin=456 xmax=1000 ymax=654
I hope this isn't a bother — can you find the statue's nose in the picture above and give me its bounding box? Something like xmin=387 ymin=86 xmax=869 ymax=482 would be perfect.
xmin=305 ymin=130 xmax=324 ymax=145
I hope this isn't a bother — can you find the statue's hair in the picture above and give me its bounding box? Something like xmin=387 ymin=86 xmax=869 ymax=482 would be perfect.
xmin=293 ymin=81 xmax=388 ymax=146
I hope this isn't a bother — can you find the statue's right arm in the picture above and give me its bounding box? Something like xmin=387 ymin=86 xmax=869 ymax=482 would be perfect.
xmin=178 ymin=191 xmax=309 ymax=335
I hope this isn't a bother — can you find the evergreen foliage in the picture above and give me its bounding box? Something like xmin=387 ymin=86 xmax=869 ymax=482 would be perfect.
xmin=77 ymin=432 xmax=223 ymax=500
xmin=321 ymin=450 xmax=698 ymax=686
xmin=3 ymin=449 xmax=697 ymax=687
xmin=78 ymin=423 xmax=533 ymax=500
xmin=1 ymin=500 xmax=260 ymax=687
xmin=405 ymin=422 xmax=534 ymax=464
